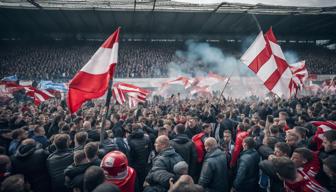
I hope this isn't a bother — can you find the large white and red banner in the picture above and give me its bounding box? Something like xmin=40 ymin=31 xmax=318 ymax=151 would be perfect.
xmin=67 ymin=28 xmax=120 ymax=113
xmin=240 ymin=28 xmax=294 ymax=98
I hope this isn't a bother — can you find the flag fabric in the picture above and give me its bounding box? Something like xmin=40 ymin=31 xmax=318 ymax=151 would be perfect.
xmin=311 ymin=121 xmax=336 ymax=150
xmin=162 ymin=76 xmax=191 ymax=88
xmin=190 ymin=86 xmax=212 ymax=96
xmin=1 ymin=75 xmax=18 ymax=82
xmin=67 ymin=28 xmax=120 ymax=113
xmin=24 ymin=86 xmax=54 ymax=106
xmin=240 ymin=28 xmax=294 ymax=98
xmin=289 ymin=60 xmax=308 ymax=95
xmin=112 ymin=82 xmax=150 ymax=107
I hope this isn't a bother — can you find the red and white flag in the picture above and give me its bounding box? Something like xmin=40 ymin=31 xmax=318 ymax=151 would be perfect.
xmin=112 ymin=82 xmax=150 ymax=107
xmin=241 ymin=28 xmax=293 ymax=98
xmin=67 ymin=28 xmax=120 ymax=113
xmin=24 ymin=86 xmax=54 ymax=106
xmin=289 ymin=60 xmax=308 ymax=94
xmin=162 ymin=76 xmax=191 ymax=89
xmin=311 ymin=121 xmax=336 ymax=150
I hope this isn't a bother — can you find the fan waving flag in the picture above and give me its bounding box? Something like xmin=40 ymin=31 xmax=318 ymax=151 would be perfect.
xmin=241 ymin=28 xmax=293 ymax=98
xmin=67 ymin=28 xmax=120 ymax=113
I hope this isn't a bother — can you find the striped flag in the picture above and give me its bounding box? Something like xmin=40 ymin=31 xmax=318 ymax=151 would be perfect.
xmin=241 ymin=28 xmax=294 ymax=98
xmin=24 ymin=86 xmax=54 ymax=106
xmin=112 ymin=82 xmax=150 ymax=107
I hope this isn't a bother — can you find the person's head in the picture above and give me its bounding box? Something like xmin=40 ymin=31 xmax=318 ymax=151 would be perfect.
xmin=84 ymin=142 xmax=99 ymax=161
xmin=202 ymin=123 xmax=212 ymax=135
xmin=243 ymin=137 xmax=255 ymax=151
xmin=0 ymin=174 xmax=26 ymax=192
xmin=274 ymin=142 xmax=291 ymax=157
xmin=216 ymin=114 xmax=224 ymax=123
xmin=322 ymin=130 xmax=336 ymax=152
xmin=100 ymin=151 xmax=128 ymax=180
xmin=270 ymin=125 xmax=280 ymax=136
xmin=33 ymin=126 xmax=45 ymax=136
xmin=263 ymin=136 xmax=278 ymax=149
xmin=155 ymin=135 xmax=170 ymax=153
xmin=0 ymin=155 xmax=11 ymax=173
xmin=273 ymin=157 xmax=297 ymax=182
xmin=293 ymin=126 xmax=308 ymax=140
xmin=279 ymin=112 xmax=288 ymax=121
xmin=223 ymin=130 xmax=232 ymax=144
xmin=158 ymin=127 xmax=168 ymax=136
xmin=174 ymin=124 xmax=185 ymax=135
xmin=204 ymin=137 xmax=217 ymax=153
xmin=285 ymin=131 xmax=299 ymax=147
xmin=92 ymin=183 xmax=121 ymax=192
xmin=291 ymin=148 xmax=313 ymax=168
xmin=173 ymin=161 xmax=189 ymax=176
xmin=74 ymin=150 xmax=87 ymax=166
xmin=53 ymin=133 xmax=70 ymax=150
xmin=187 ymin=118 xmax=197 ymax=129
xmin=83 ymin=121 xmax=92 ymax=130
xmin=323 ymin=155 xmax=336 ymax=179
xmin=84 ymin=166 xmax=106 ymax=192
xmin=11 ymin=128 xmax=27 ymax=141
xmin=75 ymin=131 xmax=88 ymax=146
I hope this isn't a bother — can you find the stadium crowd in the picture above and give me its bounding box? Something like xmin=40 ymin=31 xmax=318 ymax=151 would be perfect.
xmin=0 ymin=91 xmax=336 ymax=192
xmin=0 ymin=41 xmax=335 ymax=80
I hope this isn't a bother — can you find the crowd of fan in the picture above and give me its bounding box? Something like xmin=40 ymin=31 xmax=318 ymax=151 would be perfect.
xmin=0 ymin=92 xmax=336 ymax=192
xmin=0 ymin=41 xmax=335 ymax=80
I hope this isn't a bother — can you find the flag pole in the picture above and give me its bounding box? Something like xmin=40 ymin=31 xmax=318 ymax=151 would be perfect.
xmin=100 ymin=78 xmax=114 ymax=145
xmin=218 ymin=70 xmax=234 ymax=102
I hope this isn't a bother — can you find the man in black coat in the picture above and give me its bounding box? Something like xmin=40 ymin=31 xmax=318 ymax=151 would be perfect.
xmin=11 ymin=139 xmax=50 ymax=192
xmin=185 ymin=117 xmax=202 ymax=139
xmin=233 ymin=137 xmax=260 ymax=192
xmin=127 ymin=125 xmax=151 ymax=191
xmin=145 ymin=135 xmax=183 ymax=191
xmin=198 ymin=137 xmax=229 ymax=192
xmin=47 ymin=134 xmax=73 ymax=192
xmin=170 ymin=124 xmax=197 ymax=180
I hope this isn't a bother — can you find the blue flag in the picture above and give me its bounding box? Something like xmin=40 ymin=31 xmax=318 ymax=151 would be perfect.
xmin=38 ymin=80 xmax=68 ymax=92
xmin=1 ymin=75 xmax=18 ymax=82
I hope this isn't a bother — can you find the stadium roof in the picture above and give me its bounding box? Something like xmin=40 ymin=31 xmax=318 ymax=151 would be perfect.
xmin=0 ymin=0 xmax=335 ymax=40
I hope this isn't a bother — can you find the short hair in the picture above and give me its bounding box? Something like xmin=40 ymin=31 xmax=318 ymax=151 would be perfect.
xmin=92 ymin=183 xmax=121 ymax=192
xmin=293 ymin=126 xmax=308 ymax=138
xmin=259 ymin=120 xmax=266 ymax=127
xmin=202 ymin=123 xmax=211 ymax=130
xmin=324 ymin=130 xmax=336 ymax=142
xmin=175 ymin=124 xmax=185 ymax=134
xmin=173 ymin=161 xmax=189 ymax=175
xmin=75 ymin=131 xmax=88 ymax=145
xmin=0 ymin=174 xmax=25 ymax=192
xmin=270 ymin=125 xmax=280 ymax=134
xmin=216 ymin=114 xmax=224 ymax=119
xmin=293 ymin=148 xmax=313 ymax=162
xmin=84 ymin=166 xmax=106 ymax=192
xmin=275 ymin=142 xmax=291 ymax=157
xmin=265 ymin=137 xmax=278 ymax=149
xmin=243 ymin=137 xmax=255 ymax=149
xmin=84 ymin=142 xmax=99 ymax=159
xmin=53 ymin=134 xmax=70 ymax=150
xmin=34 ymin=126 xmax=44 ymax=134
xmin=74 ymin=150 xmax=86 ymax=165
xmin=158 ymin=127 xmax=168 ymax=136
xmin=0 ymin=155 xmax=10 ymax=172
xmin=11 ymin=128 xmax=24 ymax=139
xmin=323 ymin=155 xmax=336 ymax=173
xmin=279 ymin=111 xmax=288 ymax=118
xmin=223 ymin=130 xmax=232 ymax=135
xmin=272 ymin=157 xmax=296 ymax=181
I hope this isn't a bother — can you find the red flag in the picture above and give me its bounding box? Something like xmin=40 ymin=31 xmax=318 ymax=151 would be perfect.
xmin=112 ymin=82 xmax=150 ymax=106
xmin=24 ymin=86 xmax=54 ymax=106
xmin=67 ymin=28 xmax=120 ymax=113
xmin=311 ymin=121 xmax=336 ymax=150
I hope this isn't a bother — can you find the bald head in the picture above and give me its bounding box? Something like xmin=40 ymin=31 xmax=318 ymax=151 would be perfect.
xmin=22 ymin=138 xmax=36 ymax=145
xmin=155 ymin=135 xmax=170 ymax=153
xmin=204 ymin=137 xmax=217 ymax=152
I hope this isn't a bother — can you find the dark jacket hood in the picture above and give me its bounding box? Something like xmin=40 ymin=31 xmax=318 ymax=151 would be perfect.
xmin=15 ymin=143 xmax=37 ymax=158
xmin=129 ymin=128 xmax=145 ymax=139
xmin=160 ymin=147 xmax=177 ymax=157
xmin=205 ymin=148 xmax=223 ymax=159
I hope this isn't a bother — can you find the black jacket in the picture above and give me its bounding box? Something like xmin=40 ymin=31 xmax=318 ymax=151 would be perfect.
xmin=47 ymin=148 xmax=74 ymax=192
xmin=198 ymin=148 xmax=229 ymax=192
xmin=11 ymin=143 xmax=51 ymax=192
xmin=185 ymin=126 xmax=202 ymax=139
xmin=146 ymin=147 xmax=183 ymax=181
xmin=233 ymin=148 xmax=260 ymax=192
xmin=64 ymin=162 xmax=95 ymax=190
xmin=128 ymin=129 xmax=151 ymax=170
xmin=259 ymin=159 xmax=285 ymax=192
xmin=170 ymin=134 xmax=197 ymax=178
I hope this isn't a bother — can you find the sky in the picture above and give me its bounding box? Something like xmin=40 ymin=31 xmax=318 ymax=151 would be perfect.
xmin=173 ymin=0 xmax=336 ymax=7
